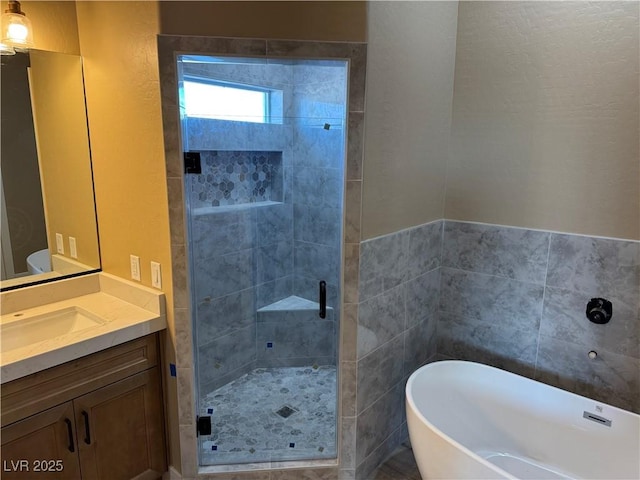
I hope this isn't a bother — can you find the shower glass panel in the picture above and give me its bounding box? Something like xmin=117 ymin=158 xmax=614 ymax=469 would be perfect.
xmin=178 ymin=55 xmax=347 ymax=466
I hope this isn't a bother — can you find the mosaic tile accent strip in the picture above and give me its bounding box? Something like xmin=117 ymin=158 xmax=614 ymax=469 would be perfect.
xmin=200 ymin=366 xmax=337 ymax=465
xmin=189 ymin=150 xmax=283 ymax=208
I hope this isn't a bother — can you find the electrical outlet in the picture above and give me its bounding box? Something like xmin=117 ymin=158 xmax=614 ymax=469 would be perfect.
xmin=130 ymin=255 xmax=141 ymax=281
xmin=69 ymin=237 xmax=78 ymax=259
xmin=55 ymin=233 xmax=64 ymax=254
xmin=150 ymin=261 xmax=162 ymax=289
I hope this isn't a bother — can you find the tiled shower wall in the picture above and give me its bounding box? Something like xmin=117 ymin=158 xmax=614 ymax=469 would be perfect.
xmin=185 ymin=60 xmax=346 ymax=392
xmin=355 ymin=219 xmax=639 ymax=479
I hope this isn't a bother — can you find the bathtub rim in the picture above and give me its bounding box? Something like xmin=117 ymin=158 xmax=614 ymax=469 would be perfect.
xmin=406 ymin=359 xmax=640 ymax=480
xmin=406 ymin=360 xmax=519 ymax=480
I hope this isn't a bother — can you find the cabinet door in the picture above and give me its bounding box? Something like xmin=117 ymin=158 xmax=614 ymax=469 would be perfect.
xmin=1 ymin=402 xmax=81 ymax=480
xmin=74 ymin=368 xmax=166 ymax=480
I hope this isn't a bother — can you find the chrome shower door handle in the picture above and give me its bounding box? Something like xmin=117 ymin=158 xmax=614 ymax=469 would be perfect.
xmin=319 ymin=281 xmax=327 ymax=319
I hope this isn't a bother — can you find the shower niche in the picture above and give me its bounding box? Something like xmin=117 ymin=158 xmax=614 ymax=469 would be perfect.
xmin=179 ymin=54 xmax=347 ymax=468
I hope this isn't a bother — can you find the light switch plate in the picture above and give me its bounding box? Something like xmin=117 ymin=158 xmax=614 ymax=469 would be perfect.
xmin=69 ymin=237 xmax=77 ymax=259
xmin=55 ymin=233 xmax=64 ymax=254
xmin=150 ymin=261 xmax=162 ymax=289
xmin=130 ymin=255 xmax=141 ymax=281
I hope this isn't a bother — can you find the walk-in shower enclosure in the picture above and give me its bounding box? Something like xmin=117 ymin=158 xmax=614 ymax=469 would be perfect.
xmin=177 ymin=55 xmax=348 ymax=467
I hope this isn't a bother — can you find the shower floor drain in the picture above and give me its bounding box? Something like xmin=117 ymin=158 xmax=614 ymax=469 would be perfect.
xmin=275 ymin=405 xmax=298 ymax=418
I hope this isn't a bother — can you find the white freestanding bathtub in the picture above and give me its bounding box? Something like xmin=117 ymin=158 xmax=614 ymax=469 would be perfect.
xmin=406 ymin=361 xmax=640 ymax=480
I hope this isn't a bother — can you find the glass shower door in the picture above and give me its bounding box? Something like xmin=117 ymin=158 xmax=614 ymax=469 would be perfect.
xmin=178 ymin=54 xmax=347 ymax=466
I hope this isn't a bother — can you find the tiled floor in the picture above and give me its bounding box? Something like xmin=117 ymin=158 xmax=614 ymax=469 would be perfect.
xmin=372 ymin=442 xmax=422 ymax=480
xmin=199 ymin=366 xmax=337 ymax=465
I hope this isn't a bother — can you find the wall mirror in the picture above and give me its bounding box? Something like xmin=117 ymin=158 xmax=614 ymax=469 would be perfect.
xmin=0 ymin=48 xmax=100 ymax=291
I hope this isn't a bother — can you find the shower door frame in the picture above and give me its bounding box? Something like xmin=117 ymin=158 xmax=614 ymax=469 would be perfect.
xmin=158 ymin=35 xmax=366 ymax=478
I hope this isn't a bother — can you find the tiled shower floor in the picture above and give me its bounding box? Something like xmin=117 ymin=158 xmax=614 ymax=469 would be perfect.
xmin=199 ymin=366 xmax=337 ymax=465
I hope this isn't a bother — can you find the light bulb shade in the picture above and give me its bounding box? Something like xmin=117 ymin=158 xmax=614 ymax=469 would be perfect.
xmin=1 ymin=10 xmax=33 ymax=50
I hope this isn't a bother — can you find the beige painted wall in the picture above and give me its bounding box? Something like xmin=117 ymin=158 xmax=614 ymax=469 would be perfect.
xmin=19 ymin=1 xmax=80 ymax=54
xmin=29 ymin=50 xmax=100 ymax=269
xmin=159 ymin=1 xmax=367 ymax=41
xmin=361 ymin=1 xmax=459 ymax=239
xmin=75 ymin=0 xmax=180 ymax=470
xmin=446 ymin=1 xmax=640 ymax=240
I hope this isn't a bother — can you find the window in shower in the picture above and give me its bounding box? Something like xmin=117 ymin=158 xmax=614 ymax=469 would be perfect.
xmin=178 ymin=55 xmax=348 ymax=467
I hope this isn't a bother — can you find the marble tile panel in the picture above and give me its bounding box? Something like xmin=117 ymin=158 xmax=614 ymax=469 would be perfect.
xmin=196 ymin=288 xmax=256 ymax=346
xmin=257 ymin=203 xmax=293 ymax=247
xmin=174 ymin=307 xmax=194 ymax=369
xmin=341 ymin=362 xmax=357 ymax=417
xmin=403 ymin=315 xmax=438 ymax=378
xmin=294 ymin=204 xmax=342 ymax=248
xmin=192 ymin=209 xmax=256 ymax=260
xmin=171 ymin=244 xmax=188 ymax=309
xmin=339 ymin=470 xmax=356 ymax=480
xmin=357 ymin=335 xmax=404 ymax=413
xmin=293 ymin=98 xmax=345 ymax=128
xmin=167 ymin=176 xmax=186 ymax=246
xmin=292 ymin=166 xmax=344 ymax=210
xmin=157 ymin=55 xmax=179 ymax=109
xmin=164 ymin=35 xmax=267 ymax=58
xmin=340 ymin=416 xmax=357 ymax=469
xmin=179 ymin=424 xmax=198 ymax=479
xmin=541 ymin=286 xmax=639 ymax=359
xmin=256 ymin=320 xmax=335 ymax=361
xmin=356 ymin=426 xmax=406 ymax=480
xmin=294 ymin=127 xmax=345 ymax=171
xmin=198 ymin=325 xmax=256 ymax=384
xmin=344 ymin=243 xmax=360 ymax=305
xmin=359 ymin=230 xmax=410 ymax=302
xmin=405 ymin=269 xmax=440 ymax=330
xmin=358 ymin=285 xmax=406 ymax=359
xmin=536 ymin=336 xmax=640 ymax=413
xmin=344 ymin=181 xmax=362 ymax=244
xmin=546 ymin=234 xmax=640 ymax=305
xmin=294 ymin=242 xmax=340 ymax=282
xmin=443 ymin=221 xmax=550 ymax=284
xmin=177 ymin=367 xmax=195 ymax=426
xmin=257 ymin=241 xmax=294 ymax=284
xmin=407 ymin=221 xmax=442 ymax=280
xmin=195 ymin=248 xmax=256 ymax=300
xmin=437 ymin=313 xmax=538 ymax=378
xmin=341 ymin=303 xmax=358 ymax=362
xmin=440 ymin=268 xmax=544 ymax=326
xmin=355 ymin=382 xmax=404 ymax=465
xmin=200 ymin=360 xmax=257 ymax=396
xmin=270 ymin=39 xmax=365 ymax=111
xmin=346 ymin=112 xmax=364 ymax=181
xmin=188 ymin=119 xmax=291 ymax=152
xmin=256 ymin=275 xmax=293 ymax=309
xmin=161 ymin=104 xmax=184 ymax=178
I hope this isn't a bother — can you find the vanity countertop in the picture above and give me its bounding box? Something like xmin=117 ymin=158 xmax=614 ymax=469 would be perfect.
xmin=0 ymin=273 xmax=166 ymax=384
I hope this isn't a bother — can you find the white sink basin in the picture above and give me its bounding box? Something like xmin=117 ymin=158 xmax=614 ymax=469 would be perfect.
xmin=1 ymin=307 xmax=105 ymax=352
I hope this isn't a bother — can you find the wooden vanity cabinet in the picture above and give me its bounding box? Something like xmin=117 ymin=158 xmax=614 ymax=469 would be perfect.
xmin=1 ymin=334 xmax=167 ymax=480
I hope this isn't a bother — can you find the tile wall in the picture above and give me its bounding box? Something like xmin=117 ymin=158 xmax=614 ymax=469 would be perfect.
xmin=354 ymin=219 xmax=639 ymax=479
xmin=354 ymin=221 xmax=442 ymax=479
xmin=440 ymin=220 xmax=640 ymax=413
